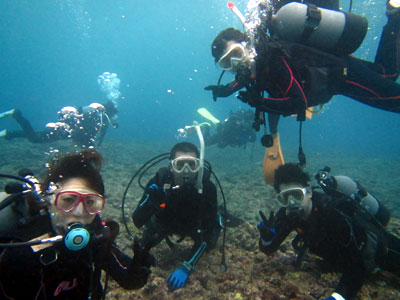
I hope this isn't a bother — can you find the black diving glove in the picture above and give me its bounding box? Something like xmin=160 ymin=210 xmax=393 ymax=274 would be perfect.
xmin=129 ymin=237 xmax=155 ymax=288
xmin=204 ymin=84 xmax=234 ymax=101
xmin=237 ymin=90 xmax=263 ymax=107
xmin=132 ymin=237 xmax=156 ymax=269
xmin=257 ymin=211 xmax=276 ymax=244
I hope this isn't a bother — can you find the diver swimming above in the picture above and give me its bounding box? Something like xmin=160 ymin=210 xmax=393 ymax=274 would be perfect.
xmin=257 ymin=163 xmax=400 ymax=300
xmin=0 ymin=100 xmax=118 ymax=149
xmin=0 ymin=150 xmax=153 ymax=299
xmin=205 ymin=0 xmax=400 ymax=183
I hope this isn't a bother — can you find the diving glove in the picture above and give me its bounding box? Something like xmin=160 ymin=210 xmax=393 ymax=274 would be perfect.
xmin=130 ymin=237 xmax=154 ymax=288
xmin=204 ymin=84 xmax=234 ymax=101
xmin=167 ymin=262 xmax=193 ymax=291
xmin=237 ymin=90 xmax=263 ymax=107
xmin=257 ymin=211 xmax=276 ymax=246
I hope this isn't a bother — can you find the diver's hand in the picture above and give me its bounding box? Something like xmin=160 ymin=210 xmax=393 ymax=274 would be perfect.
xmin=167 ymin=263 xmax=193 ymax=291
xmin=204 ymin=85 xmax=233 ymax=101
xmin=129 ymin=237 xmax=154 ymax=287
xmin=257 ymin=211 xmax=276 ymax=243
xmin=132 ymin=237 xmax=155 ymax=268
xmin=147 ymin=184 xmax=167 ymax=207
xmin=237 ymin=90 xmax=263 ymax=107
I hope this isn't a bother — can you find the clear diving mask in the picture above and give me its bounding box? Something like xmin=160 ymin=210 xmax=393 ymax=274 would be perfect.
xmin=171 ymin=156 xmax=201 ymax=173
xmin=218 ymin=43 xmax=246 ymax=71
xmin=275 ymin=187 xmax=309 ymax=207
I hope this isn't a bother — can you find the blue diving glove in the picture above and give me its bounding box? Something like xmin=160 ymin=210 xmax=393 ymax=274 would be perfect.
xmin=320 ymin=292 xmax=346 ymax=300
xmin=167 ymin=262 xmax=193 ymax=291
xmin=257 ymin=210 xmax=276 ymax=245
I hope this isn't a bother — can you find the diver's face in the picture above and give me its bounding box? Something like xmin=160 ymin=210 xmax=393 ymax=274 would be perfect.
xmin=278 ymin=183 xmax=312 ymax=220
xmin=219 ymin=41 xmax=250 ymax=73
xmin=171 ymin=151 xmax=199 ymax=186
xmin=49 ymin=178 xmax=99 ymax=234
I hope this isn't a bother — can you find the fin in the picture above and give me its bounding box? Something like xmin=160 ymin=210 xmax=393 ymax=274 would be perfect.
xmin=197 ymin=108 xmax=220 ymax=124
xmin=0 ymin=109 xmax=15 ymax=120
xmin=0 ymin=129 xmax=7 ymax=138
xmin=263 ymin=134 xmax=285 ymax=185
xmin=305 ymin=106 xmax=313 ymax=119
xmin=290 ymin=107 xmax=313 ymax=120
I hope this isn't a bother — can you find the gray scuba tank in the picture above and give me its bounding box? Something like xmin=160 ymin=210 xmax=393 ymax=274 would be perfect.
xmin=331 ymin=175 xmax=390 ymax=226
xmin=334 ymin=176 xmax=379 ymax=215
xmin=270 ymin=2 xmax=368 ymax=55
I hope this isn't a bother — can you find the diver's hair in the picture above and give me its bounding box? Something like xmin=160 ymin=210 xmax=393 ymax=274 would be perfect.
xmin=169 ymin=142 xmax=200 ymax=160
xmin=212 ymin=27 xmax=246 ymax=62
xmin=273 ymin=163 xmax=310 ymax=193
xmin=43 ymin=150 xmax=105 ymax=195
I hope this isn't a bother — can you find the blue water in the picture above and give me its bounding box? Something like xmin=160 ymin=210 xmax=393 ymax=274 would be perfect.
xmin=0 ymin=1 xmax=398 ymax=153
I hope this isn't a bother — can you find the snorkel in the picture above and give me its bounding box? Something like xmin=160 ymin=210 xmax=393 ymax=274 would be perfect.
xmin=228 ymin=1 xmax=246 ymax=24
xmin=227 ymin=1 xmax=258 ymax=78
xmin=194 ymin=122 xmax=205 ymax=194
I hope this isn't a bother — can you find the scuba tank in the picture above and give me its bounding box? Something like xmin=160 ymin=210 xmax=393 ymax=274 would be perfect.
xmin=315 ymin=167 xmax=391 ymax=226
xmin=270 ymin=2 xmax=368 ymax=55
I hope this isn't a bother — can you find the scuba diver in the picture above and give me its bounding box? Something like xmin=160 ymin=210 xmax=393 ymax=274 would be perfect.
xmin=205 ymin=0 xmax=400 ymax=184
xmin=0 ymin=150 xmax=153 ymax=299
xmin=257 ymin=163 xmax=399 ymax=300
xmin=0 ymin=100 xmax=118 ymax=149
xmin=177 ymin=108 xmax=257 ymax=149
xmin=132 ymin=142 xmax=222 ymax=291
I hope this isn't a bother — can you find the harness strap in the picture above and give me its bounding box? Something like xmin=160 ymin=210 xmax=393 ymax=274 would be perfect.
xmin=299 ymin=4 xmax=321 ymax=43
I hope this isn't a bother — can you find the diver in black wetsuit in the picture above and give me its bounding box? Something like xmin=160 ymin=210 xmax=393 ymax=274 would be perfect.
xmin=0 ymin=100 xmax=118 ymax=148
xmin=132 ymin=142 xmax=221 ymax=291
xmin=0 ymin=150 xmax=152 ymax=300
xmin=257 ymin=163 xmax=400 ymax=300
xmin=205 ymin=0 xmax=400 ymax=138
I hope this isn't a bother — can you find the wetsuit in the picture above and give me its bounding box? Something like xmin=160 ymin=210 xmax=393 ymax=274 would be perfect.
xmin=259 ymin=191 xmax=400 ymax=299
xmin=132 ymin=167 xmax=220 ymax=257
xmin=5 ymin=105 xmax=110 ymax=148
xmin=215 ymin=8 xmax=400 ymax=117
xmin=0 ymin=215 xmax=150 ymax=300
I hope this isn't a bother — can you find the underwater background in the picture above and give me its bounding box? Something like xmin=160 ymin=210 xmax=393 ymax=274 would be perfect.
xmin=0 ymin=0 xmax=399 ymax=299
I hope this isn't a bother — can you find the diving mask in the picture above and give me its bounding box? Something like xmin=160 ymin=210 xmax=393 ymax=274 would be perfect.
xmin=275 ymin=187 xmax=309 ymax=207
xmin=55 ymin=191 xmax=105 ymax=215
xmin=171 ymin=156 xmax=201 ymax=173
xmin=218 ymin=43 xmax=246 ymax=71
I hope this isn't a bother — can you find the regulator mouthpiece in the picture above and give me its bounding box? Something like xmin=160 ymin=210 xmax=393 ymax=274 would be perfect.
xmin=64 ymin=224 xmax=90 ymax=251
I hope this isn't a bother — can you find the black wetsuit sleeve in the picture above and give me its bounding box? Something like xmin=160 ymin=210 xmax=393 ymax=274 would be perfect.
xmin=103 ymin=244 xmax=150 ymax=290
xmin=259 ymin=208 xmax=296 ymax=255
xmin=132 ymin=177 xmax=161 ymax=228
